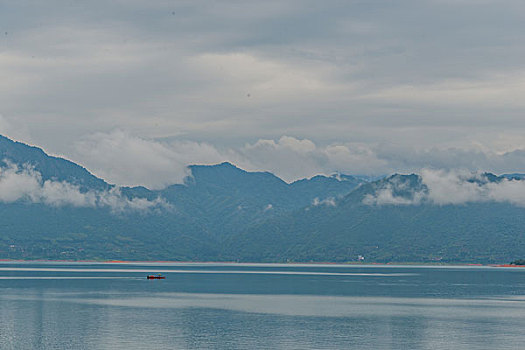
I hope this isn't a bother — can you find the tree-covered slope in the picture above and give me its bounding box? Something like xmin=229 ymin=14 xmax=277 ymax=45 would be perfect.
xmin=0 ymin=136 xmax=363 ymax=260
xmin=225 ymin=174 xmax=525 ymax=263
xmin=1 ymin=135 xmax=525 ymax=263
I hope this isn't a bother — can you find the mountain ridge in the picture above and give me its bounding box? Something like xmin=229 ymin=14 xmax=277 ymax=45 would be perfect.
xmin=0 ymin=134 xmax=524 ymax=263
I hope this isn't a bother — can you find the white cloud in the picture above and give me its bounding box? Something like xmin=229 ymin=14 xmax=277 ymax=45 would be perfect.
xmin=237 ymin=136 xmax=388 ymax=183
xmin=63 ymin=132 xmax=525 ymax=189
xmin=485 ymin=180 xmax=525 ymax=207
xmin=0 ymin=162 xmax=168 ymax=213
xmin=41 ymin=180 xmax=97 ymax=207
xmin=423 ymin=170 xmax=525 ymax=207
xmin=0 ymin=162 xmax=42 ymax=203
xmin=96 ymin=188 xmax=170 ymax=213
xmin=364 ymin=169 xmax=525 ymax=207
xmin=71 ymin=133 xmax=391 ymax=187
xmin=73 ymin=130 xmax=226 ymax=189
xmin=237 ymin=136 xmax=326 ymax=182
xmin=420 ymin=169 xmax=487 ymax=205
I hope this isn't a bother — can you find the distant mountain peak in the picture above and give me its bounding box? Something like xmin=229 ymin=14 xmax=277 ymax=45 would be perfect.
xmin=188 ymin=161 xmax=245 ymax=173
xmin=0 ymin=134 xmax=109 ymax=190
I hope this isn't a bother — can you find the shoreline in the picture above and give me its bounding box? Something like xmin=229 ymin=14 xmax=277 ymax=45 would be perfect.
xmin=0 ymin=258 xmax=523 ymax=268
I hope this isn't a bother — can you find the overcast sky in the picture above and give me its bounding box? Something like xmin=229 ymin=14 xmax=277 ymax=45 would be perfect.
xmin=1 ymin=0 xmax=525 ymax=188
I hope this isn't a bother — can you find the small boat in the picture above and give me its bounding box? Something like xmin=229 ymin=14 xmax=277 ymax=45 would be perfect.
xmin=147 ymin=274 xmax=166 ymax=279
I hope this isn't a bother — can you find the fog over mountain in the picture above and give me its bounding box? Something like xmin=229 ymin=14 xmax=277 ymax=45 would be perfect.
xmin=363 ymin=169 xmax=525 ymax=207
xmin=0 ymin=135 xmax=524 ymax=263
xmin=53 ymin=130 xmax=525 ymax=189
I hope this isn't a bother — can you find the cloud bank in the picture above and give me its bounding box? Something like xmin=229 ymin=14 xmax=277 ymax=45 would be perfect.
xmin=0 ymin=162 xmax=168 ymax=213
xmin=71 ymin=131 xmax=525 ymax=189
xmin=364 ymin=169 xmax=525 ymax=207
xmin=74 ymin=130 xmax=226 ymax=190
xmin=74 ymin=131 xmax=388 ymax=187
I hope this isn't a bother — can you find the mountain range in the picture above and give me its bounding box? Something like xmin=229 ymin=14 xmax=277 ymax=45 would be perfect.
xmin=0 ymin=135 xmax=524 ymax=263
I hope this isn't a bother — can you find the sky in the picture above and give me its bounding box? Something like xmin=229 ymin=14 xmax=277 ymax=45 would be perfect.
xmin=1 ymin=0 xmax=525 ymax=189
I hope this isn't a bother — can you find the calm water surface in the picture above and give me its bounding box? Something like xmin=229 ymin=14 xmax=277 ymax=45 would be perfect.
xmin=0 ymin=262 xmax=524 ymax=349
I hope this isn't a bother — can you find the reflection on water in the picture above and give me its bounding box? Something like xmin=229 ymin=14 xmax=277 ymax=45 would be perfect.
xmin=0 ymin=263 xmax=524 ymax=349
xmin=68 ymin=293 xmax=525 ymax=318
xmin=0 ymin=267 xmax=415 ymax=276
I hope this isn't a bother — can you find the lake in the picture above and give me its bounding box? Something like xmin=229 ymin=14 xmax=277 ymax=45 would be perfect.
xmin=0 ymin=262 xmax=524 ymax=349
